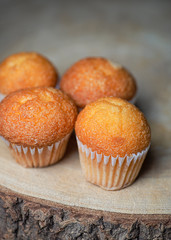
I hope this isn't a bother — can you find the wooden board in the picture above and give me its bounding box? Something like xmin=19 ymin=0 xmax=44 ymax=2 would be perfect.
xmin=0 ymin=130 xmax=171 ymax=239
xmin=1 ymin=185 xmax=171 ymax=240
xmin=0 ymin=132 xmax=171 ymax=215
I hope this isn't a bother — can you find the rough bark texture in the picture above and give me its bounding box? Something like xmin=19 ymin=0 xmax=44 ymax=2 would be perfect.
xmin=0 ymin=186 xmax=171 ymax=240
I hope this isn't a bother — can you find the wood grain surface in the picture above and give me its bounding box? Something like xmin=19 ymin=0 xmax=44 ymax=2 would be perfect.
xmin=0 ymin=132 xmax=171 ymax=215
xmin=0 ymin=185 xmax=171 ymax=240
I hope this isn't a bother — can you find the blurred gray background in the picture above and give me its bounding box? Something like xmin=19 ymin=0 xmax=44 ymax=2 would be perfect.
xmin=0 ymin=0 xmax=171 ymax=148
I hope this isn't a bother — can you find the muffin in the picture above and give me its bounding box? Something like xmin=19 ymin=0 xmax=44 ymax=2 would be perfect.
xmin=0 ymin=52 xmax=58 ymax=100
xmin=0 ymin=87 xmax=77 ymax=167
xmin=75 ymin=97 xmax=151 ymax=190
xmin=60 ymin=57 xmax=137 ymax=108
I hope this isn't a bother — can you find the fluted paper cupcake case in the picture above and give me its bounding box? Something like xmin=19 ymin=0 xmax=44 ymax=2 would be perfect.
xmin=2 ymin=133 xmax=71 ymax=167
xmin=76 ymin=137 xmax=150 ymax=190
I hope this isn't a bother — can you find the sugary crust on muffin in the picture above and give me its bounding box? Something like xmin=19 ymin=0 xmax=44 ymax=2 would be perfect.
xmin=75 ymin=97 xmax=151 ymax=157
xmin=60 ymin=57 xmax=137 ymax=108
xmin=0 ymin=52 xmax=58 ymax=94
xmin=0 ymin=87 xmax=77 ymax=146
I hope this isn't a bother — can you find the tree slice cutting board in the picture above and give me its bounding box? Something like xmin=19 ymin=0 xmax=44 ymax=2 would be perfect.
xmin=0 ymin=134 xmax=171 ymax=215
xmin=0 ymin=131 xmax=171 ymax=239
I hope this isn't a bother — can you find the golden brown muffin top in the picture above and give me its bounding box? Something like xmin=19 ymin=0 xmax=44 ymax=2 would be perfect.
xmin=75 ymin=97 xmax=151 ymax=157
xmin=0 ymin=52 xmax=58 ymax=95
xmin=0 ymin=87 xmax=77 ymax=147
xmin=60 ymin=57 xmax=137 ymax=108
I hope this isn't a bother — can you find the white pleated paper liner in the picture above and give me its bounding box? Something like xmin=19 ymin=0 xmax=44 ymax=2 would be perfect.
xmin=1 ymin=133 xmax=71 ymax=168
xmin=76 ymin=137 xmax=150 ymax=190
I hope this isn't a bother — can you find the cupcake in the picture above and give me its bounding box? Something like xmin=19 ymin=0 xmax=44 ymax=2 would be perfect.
xmin=0 ymin=87 xmax=77 ymax=167
xmin=60 ymin=57 xmax=137 ymax=109
xmin=75 ymin=97 xmax=151 ymax=190
xmin=0 ymin=52 xmax=58 ymax=101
